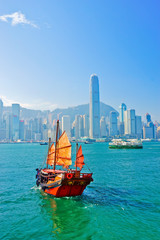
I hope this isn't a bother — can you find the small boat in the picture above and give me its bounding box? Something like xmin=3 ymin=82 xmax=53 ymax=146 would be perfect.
xmin=40 ymin=142 xmax=48 ymax=145
xmin=36 ymin=120 xmax=93 ymax=197
xmin=85 ymin=141 xmax=93 ymax=144
xmin=109 ymin=139 xmax=143 ymax=149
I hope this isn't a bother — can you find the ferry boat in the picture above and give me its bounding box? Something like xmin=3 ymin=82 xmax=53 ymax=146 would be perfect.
xmin=109 ymin=139 xmax=143 ymax=149
xmin=36 ymin=120 xmax=93 ymax=197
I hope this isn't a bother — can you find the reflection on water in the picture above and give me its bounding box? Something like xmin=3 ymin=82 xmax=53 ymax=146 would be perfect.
xmin=39 ymin=192 xmax=96 ymax=240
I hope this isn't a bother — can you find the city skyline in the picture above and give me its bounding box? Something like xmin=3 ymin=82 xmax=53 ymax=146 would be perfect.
xmin=0 ymin=1 xmax=159 ymax=121
xmin=0 ymin=71 xmax=159 ymax=142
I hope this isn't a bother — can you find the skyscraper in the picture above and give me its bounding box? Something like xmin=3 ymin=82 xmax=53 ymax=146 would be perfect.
xmin=83 ymin=115 xmax=89 ymax=137
xmin=118 ymin=103 xmax=127 ymax=136
xmin=109 ymin=111 xmax=118 ymax=136
xmin=89 ymin=74 xmax=100 ymax=138
xmin=124 ymin=109 xmax=136 ymax=136
xmin=100 ymin=116 xmax=106 ymax=137
xmin=135 ymin=116 xmax=142 ymax=139
xmin=119 ymin=103 xmax=127 ymax=122
xmin=12 ymin=104 xmax=20 ymax=141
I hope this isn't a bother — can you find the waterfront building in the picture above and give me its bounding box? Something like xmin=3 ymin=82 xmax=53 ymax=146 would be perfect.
xmin=12 ymin=104 xmax=20 ymax=141
xmin=118 ymin=122 xmax=125 ymax=136
xmin=62 ymin=115 xmax=71 ymax=138
xmin=83 ymin=115 xmax=89 ymax=137
xmin=109 ymin=111 xmax=118 ymax=136
xmin=119 ymin=103 xmax=127 ymax=123
xmin=19 ymin=120 xmax=24 ymax=140
xmin=124 ymin=109 xmax=136 ymax=136
xmin=135 ymin=116 xmax=142 ymax=139
xmin=143 ymin=126 xmax=154 ymax=139
xmin=146 ymin=113 xmax=151 ymax=124
xmin=157 ymin=127 xmax=160 ymax=139
xmin=3 ymin=112 xmax=11 ymax=140
xmin=118 ymin=103 xmax=127 ymax=136
xmin=89 ymin=74 xmax=100 ymax=138
xmin=75 ymin=115 xmax=84 ymax=139
xmin=100 ymin=116 xmax=106 ymax=137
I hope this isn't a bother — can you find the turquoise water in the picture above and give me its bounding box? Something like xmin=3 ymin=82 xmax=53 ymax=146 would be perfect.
xmin=1 ymin=142 xmax=160 ymax=240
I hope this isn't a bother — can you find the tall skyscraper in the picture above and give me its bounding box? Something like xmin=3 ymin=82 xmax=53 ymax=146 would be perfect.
xmin=12 ymin=104 xmax=20 ymax=141
xmin=109 ymin=111 xmax=118 ymax=136
xmin=62 ymin=115 xmax=71 ymax=138
xmin=89 ymin=74 xmax=100 ymax=138
xmin=119 ymin=103 xmax=127 ymax=122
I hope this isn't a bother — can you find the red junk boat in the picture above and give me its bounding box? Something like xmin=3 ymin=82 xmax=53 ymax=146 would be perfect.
xmin=36 ymin=120 xmax=93 ymax=197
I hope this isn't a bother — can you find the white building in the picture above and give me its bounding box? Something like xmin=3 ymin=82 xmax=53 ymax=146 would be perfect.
xmin=124 ymin=109 xmax=136 ymax=136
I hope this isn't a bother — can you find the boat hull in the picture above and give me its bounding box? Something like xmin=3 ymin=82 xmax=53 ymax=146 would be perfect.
xmin=44 ymin=184 xmax=87 ymax=197
xmin=109 ymin=145 xmax=143 ymax=149
xmin=36 ymin=169 xmax=93 ymax=198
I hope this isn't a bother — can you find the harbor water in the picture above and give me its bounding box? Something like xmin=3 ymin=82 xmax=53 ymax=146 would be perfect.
xmin=1 ymin=142 xmax=160 ymax=240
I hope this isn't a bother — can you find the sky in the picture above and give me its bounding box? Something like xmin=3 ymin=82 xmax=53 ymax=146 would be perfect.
xmin=0 ymin=0 xmax=159 ymax=121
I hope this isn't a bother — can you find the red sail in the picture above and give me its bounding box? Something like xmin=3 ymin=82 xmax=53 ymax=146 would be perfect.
xmin=75 ymin=145 xmax=85 ymax=170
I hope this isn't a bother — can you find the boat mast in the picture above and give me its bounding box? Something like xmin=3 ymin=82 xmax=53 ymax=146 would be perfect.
xmin=76 ymin=142 xmax=78 ymax=171
xmin=53 ymin=120 xmax=59 ymax=170
xmin=47 ymin=137 xmax=51 ymax=169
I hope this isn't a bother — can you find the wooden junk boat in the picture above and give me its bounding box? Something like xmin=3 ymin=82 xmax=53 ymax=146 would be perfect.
xmin=36 ymin=120 xmax=93 ymax=197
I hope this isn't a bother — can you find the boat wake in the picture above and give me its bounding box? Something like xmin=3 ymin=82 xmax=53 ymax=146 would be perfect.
xmin=31 ymin=185 xmax=41 ymax=190
xmin=78 ymin=185 xmax=155 ymax=211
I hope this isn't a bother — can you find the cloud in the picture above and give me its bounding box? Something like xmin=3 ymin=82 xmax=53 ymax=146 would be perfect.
xmin=0 ymin=96 xmax=57 ymax=111
xmin=0 ymin=11 xmax=38 ymax=28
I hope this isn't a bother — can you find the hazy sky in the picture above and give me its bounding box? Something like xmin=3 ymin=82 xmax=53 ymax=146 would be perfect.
xmin=0 ymin=0 xmax=159 ymax=121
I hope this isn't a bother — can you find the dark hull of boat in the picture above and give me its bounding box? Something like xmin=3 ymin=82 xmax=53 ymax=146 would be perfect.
xmin=109 ymin=145 xmax=143 ymax=149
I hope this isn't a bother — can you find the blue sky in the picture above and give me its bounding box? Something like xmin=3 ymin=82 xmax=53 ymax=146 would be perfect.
xmin=0 ymin=0 xmax=159 ymax=121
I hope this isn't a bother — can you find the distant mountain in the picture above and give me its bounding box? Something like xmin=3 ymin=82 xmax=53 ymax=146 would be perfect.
xmin=51 ymin=102 xmax=118 ymax=123
xmin=4 ymin=102 xmax=118 ymax=122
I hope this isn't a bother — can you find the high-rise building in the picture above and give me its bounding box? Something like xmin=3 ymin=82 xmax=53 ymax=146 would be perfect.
xmin=89 ymin=74 xmax=100 ymax=138
xmin=109 ymin=111 xmax=118 ymax=136
xmin=12 ymin=104 xmax=20 ymax=141
xmin=75 ymin=115 xmax=84 ymax=139
xmin=119 ymin=103 xmax=127 ymax=122
xmin=118 ymin=103 xmax=127 ymax=136
xmin=146 ymin=113 xmax=151 ymax=124
xmin=124 ymin=109 xmax=136 ymax=136
xmin=83 ymin=115 xmax=89 ymax=137
xmin=19 ymin=120 xmax=24 ymax=140
xmin=100 ymin=116 xmax=106 ymax=137
xmin=62 ymin=115 xmax=71 ymax=138
xmin=143 ymin=126 xmax=154 ymax=139
xmin=135 ymin=116 xmax=142 ymax=139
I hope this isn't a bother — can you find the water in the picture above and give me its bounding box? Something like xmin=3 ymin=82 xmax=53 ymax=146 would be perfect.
xmin=1 ymin=142 xmax=160 ymax=240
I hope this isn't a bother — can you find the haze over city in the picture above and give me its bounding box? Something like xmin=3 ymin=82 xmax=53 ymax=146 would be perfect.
xmin=0 ymin=0 xmax=159 ymax=121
